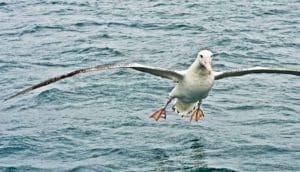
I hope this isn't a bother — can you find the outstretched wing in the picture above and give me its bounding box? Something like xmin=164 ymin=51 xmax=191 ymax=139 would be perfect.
xmin=5 ymin=63 xmax=183 ymax=101
xmin=214 ymin=67 xmax=300 ymax=80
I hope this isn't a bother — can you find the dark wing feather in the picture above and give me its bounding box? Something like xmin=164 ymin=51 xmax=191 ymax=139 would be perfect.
xmin=5 ymin=63 xmax=183 ymax=101
xmin=214 ymin=67 xmax=300 ymax=80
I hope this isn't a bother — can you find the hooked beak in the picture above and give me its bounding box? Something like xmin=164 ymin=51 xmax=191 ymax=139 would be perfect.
xmin=203 ymin=60 xmax=212 ymax=74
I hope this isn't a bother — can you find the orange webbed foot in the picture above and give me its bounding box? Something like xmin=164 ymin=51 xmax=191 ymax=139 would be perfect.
xmin=150 ymin=108 xmax=166 ymax=121
xmin=190 ymin=108 xmax=204 ymax=122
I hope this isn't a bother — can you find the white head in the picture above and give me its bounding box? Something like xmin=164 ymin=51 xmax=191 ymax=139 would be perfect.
xmin=191 ymin=50 xmax=213 ymax=74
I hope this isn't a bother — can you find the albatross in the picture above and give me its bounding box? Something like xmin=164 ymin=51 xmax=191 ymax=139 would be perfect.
xmin=5 ymin=50 xmax=300 ymax=121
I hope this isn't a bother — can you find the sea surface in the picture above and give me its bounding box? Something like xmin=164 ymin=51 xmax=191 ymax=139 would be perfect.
xmin=0 ymin=0 xmax=300 ymax=171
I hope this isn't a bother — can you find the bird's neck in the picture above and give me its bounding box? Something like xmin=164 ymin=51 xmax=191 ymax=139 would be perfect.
xmin=187 ymin=62 xmax=212 ymax=76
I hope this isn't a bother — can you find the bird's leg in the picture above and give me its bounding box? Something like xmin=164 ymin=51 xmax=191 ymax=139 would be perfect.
xmin=171 ymin=104 xmax=176 ymax=112
xmin=190 ymin=100 xmax=204 ymax=122
xmin=150 ymin=98 xmax=173 ymax=121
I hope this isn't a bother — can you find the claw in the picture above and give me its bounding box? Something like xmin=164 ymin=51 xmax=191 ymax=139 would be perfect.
xmin=150 ymin=108 xmax=166 ymax=121
xmin=190 ymin=108 xmax=204 ymax=122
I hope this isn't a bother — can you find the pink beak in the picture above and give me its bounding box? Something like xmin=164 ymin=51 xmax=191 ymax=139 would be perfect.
xmin=204 ymin=59 xmax=212 ymax=73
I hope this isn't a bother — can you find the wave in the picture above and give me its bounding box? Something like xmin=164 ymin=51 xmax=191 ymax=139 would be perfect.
xmin=61 ymin=47 xmax=122 ymax=56
xmin=13 ymin=25 xmax=78 ymax=37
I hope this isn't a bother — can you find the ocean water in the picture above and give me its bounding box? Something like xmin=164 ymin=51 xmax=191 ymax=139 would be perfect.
xmin=0 ymin=0 xmax=300 ymax=171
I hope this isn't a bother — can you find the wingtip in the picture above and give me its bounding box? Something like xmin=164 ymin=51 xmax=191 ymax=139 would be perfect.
xmin=3 ymin=95 xmax=14 ymax=102
xmin=3 ymin=92 xmax=24 ymax=102
xmin=3 ymin=98 xmax=10 ymax=102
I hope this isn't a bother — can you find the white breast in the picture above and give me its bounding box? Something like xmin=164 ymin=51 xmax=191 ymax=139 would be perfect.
xmin=170 ymin=71 xmax=214 ymax=103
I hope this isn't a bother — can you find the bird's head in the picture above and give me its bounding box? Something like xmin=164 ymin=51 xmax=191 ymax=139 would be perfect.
xmin=193 ymin=50 xmax=213 ymax=74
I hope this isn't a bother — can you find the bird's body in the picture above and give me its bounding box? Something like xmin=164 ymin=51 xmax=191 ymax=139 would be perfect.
xmin=170 ymin=66 xmax=214 ymax=114
xmin=4 ymin=50 xmax=300 ymax=121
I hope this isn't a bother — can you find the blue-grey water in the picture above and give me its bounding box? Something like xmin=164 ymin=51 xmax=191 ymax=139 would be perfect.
xmin=1 ymin=1 xmax=300 ymax=171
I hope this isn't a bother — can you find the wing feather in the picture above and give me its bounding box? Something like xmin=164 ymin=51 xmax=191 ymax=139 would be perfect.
xmin=214 ymin=67 xmax=300 ymax=80
xmin=5 ymin=63 xmax=183 ymax=101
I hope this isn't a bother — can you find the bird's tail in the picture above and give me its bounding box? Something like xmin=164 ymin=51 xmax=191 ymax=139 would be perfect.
xmin=174 ymin=99 xmax=197 ymax=116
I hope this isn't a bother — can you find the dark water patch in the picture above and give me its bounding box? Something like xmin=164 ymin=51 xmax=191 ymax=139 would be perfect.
xmin=274 ymin=105 xmax=298 ymax=114
xmin=0 ymin=137 xmax=41 ymax=157
xmin=0 ymin=146 xmax=28 ymax=157
xmin=233 ymin=45 xmax=253 ymax=51
xmin=152 ymin=2 xmax=169 ymax=7
xmin=83 ymin=147 xmax=118 ymax=157
xmin=33 ymin=88 xmax=74 ymax=105
xmin=18 ymin=25 xmax=67 ymax=37
xmin=111 ymin=70 xmax=135 ymax=77
xmin=191 ymin=167 xmax=238 ymax=172
xmin=41 ymin=8 xmax=75 ymax=16
xmin=46 ymin=0 xmax=92 ymax=7
xmin=0 ymin=31 xmax=20 ymax=37
xmin=0 ymin=2 xmax=7 ymax=6
xmin=0 ymin=166 xmax=53 ymax=172
xmin=240 ymin=118 xmax=298 ymax=126
xmin=113 ymin=119 xmax=146 ymax=128
xmin=249 ymin=133 xmax=267 ymax=140
xmin=29 ymin=62 xmax=75 ymax=68
xmin=0 ymin=63 xmax=31 ymax=72
xmin=74 ymin=21 xmax=104 ymax=27
xmin=186 ymin=3 xmax=203 ymax=8
xmin=146 ymin=147 xmax=169 ymax=160
xmin=227 ymin=105 xmax=257 ymax=111
xmin=61 ymin=47 xmax=122 ymax=56
xmin=280 ymin=130 xmax=298 ymax=139
xmin=40 ymin=41 xmax=63 ymax=46
xmin=215 ymin=37 xmax=232 ymax=46
xmin=102 ymin=147 xmax=130 ymax=156
xmin=224 ymin=144 xmax=293 ymax=156
xmin=172 ymin=12 xmax=193 ymax=17
xmin=56 ymin=127 xmax=100 ymax=139
xmin=182 ymin=136 xmax=203 ymax=145
xmin=104 ymin=22 xmax=206 ymax=31
xmin=5 ymin=124 xmax=33 ymax=132
xmin=1 ymin=103 xmax=21 ymax=112
xmin=263 ymin=9 xmax=289 ymax=16
xmin=212 ymin=63 xmax=227 ymax=69
xmin=242 ymin=37 xmax=268 ymax=45
xmin=159 ymin=23 xmax=206 ymax=31
xmin=89 ymin=33 xmax=111 ymax=39
xmin=228 ymin=14 xmax=255 ymax=20
xmin=243 ymin=162 xmax=298 ymax=171
xmin=43 ymin=135 xmax=79 ymax=148
xmin=269 ymin=42 xmax=300 ymax=49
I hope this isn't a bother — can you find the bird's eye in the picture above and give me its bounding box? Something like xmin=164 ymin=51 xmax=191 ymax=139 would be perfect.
xmin=200 ymin=55 xmax=203 ymax=58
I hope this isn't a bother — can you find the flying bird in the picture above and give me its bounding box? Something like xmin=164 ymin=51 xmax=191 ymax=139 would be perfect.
xmin=5 ymin=50 xmax=300 ymax=121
